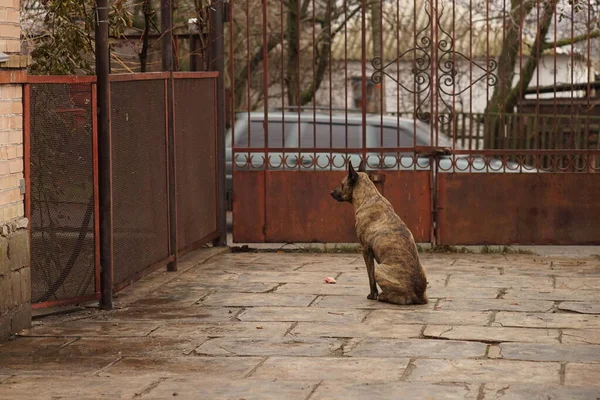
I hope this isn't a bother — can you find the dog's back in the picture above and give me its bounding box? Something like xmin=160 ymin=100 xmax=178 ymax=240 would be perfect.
xmin=353 ymin=173 xmax=428 ymax=304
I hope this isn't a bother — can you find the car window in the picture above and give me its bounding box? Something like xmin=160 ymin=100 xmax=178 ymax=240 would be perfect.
xmin=368 ymin=125 xmax=429 ymax=148
xmin=234 ymin=120 xmax=285 ymax=148
xmin=291 ymin=122 xmax=362 ymax=148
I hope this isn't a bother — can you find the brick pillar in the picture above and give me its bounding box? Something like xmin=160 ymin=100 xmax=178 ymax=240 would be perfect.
xmin=0 ymin=0 xmax=30 ymax=342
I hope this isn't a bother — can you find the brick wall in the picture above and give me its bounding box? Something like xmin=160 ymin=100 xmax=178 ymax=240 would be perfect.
xmin=0 ymin=0 xmax=30 ymax=342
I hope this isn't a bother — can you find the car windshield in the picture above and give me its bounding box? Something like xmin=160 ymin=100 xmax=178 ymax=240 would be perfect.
xmin=286 ymin=122 xmax=363 ymax=149
xmin=234 ymin=120 xmax=286 ymax=148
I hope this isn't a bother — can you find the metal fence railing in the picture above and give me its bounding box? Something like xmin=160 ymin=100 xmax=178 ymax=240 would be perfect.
xmin=25 ymin=72 xmax=221 ymax=308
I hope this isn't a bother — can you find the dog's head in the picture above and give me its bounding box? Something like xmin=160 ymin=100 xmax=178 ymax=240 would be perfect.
xmin=330 ymin=160 xmax=367 ymax=203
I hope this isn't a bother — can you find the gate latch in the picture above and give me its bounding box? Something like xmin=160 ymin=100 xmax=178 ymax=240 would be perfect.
xmin=415 ymin=146 xmax=452 ymax=157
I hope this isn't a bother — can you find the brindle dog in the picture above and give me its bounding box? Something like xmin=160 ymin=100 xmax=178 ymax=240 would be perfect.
xmin=330 ymin=161 xmax=428 ymax=305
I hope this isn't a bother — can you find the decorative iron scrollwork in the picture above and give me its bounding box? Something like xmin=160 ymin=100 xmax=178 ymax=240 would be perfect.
xmin=370 ymin=0 xmax=498 ymax=125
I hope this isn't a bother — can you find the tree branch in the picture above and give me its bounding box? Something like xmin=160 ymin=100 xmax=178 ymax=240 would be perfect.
xmin=542 ymin=31 xmax=600 ymax=49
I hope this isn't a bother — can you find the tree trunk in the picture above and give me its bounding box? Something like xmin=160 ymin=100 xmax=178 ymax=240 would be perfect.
xmin=139 ymin=0 xmax=152 ymax=72
xmin=483 ymin=0 xmax=535 ymax=148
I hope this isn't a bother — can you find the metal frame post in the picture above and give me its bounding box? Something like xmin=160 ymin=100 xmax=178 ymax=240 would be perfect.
xmin=95 ymin=0 xmax=113 ymax=309
xmin=162 ymin=0 xmax=178 ymax=271
xmin=211 ymin=0 xmax=227 ymax=247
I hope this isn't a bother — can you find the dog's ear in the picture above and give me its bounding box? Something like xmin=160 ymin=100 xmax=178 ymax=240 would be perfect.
xmin=348 ymin=161 xmax=359 ymax=184
xmin=358 ymin=159 xmax=367 ymax=172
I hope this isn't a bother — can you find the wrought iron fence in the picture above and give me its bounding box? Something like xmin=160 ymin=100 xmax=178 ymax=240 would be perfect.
xmin=228 ymin=0 xmax=600 ymax=245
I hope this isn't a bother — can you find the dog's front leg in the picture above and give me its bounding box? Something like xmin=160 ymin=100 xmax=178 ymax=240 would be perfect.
xmin=362 ymin=248 xmax=378 ymax=300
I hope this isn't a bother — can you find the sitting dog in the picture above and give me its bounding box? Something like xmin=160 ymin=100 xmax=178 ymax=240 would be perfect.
xmin=330 ymin=161 xmax=428 ymax=305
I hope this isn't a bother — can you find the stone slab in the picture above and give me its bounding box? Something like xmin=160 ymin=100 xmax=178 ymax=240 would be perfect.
xmin=494 ymin=312 xmax=600 ymax=329
xmin=290 ymin=322 xmax=423 ymax=339
xmin=424 ymin=325 xmax=559 ymax=344
xmin=160 ymin=281 xmax=280 ymax=293
xmin=504 ymin=289 xmax=600 ymax=302
xmin=483 ymin=383 xmax=600 ymax=400
xmin=251 ymin=356 xmax=410 ymax=382
xmin=236 ymin=271 xmax=334 ymax=284
xmin=238 ymin=307 xmax=370 ymax=323
xmin=150 ymin=322 xmax=292 ymax=338
xmin=408 ymin=359 xmax=561 ymax=385
xmin=194 ymin=337 xmax=345 ymax=357
xmin=565 ymin=363 xmax=600 ymax=388
xmin=555 ymin=277 xmax=600 ymax=290
xmin=104 ymin=356 xmax=263 ymax=378
xmin=311 ymin=382 xmax=478 ymax=400
xmin=297 ymin=262 xmax=364 ymax=272
xmin=275 ymin=283 xmax=367 ymax=296
xmin=313 ymin=295 xmax=435 ymax=310
xmin=0 ymin=356 xmax=118 ymax=376
xmin=0 ymin=337 xmax=71 ymax=356
xmin=0 ymin=375 xmax=160 ymax=400
xmin=336 ymin=272 xmax=448 ymax=287
xmin=366 ymin=310 xmax=491 ymax=326
xmin=447 ymin=275 xmax=554 ymax=289
xmin=347 ymin=338 xmax=487 ymax=358
xmin=562 ymin=329 xmax=600 ymax=345
xmin=142 ymin=378 xmax=317 ymax=400
xmin=128 ymin=290 xmax=209 ymax=307
xmin=18 ymin=321 xmax=161 ymax=337
xmin=558 ymin=302 xmax=600 ymax=314
xmin=101 ymin=306 xmax=242 ymax=323
xmin=57 ymin=336 xmax=209 ymax=358
xmin=497 ymin=343 xmax=600 ymax=363
xmin=201 ymin=292 xmax=316 ymax=307
xmin=435 ymin=299 xmax=554 ymax=312
xmin=427 ymin=286 xmax=500 ymax=299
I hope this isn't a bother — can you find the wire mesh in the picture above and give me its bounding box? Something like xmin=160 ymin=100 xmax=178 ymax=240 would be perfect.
xmin=174 ymin=78 xmax=218 ymax=251
xmin=110 ymin=79 xmax=170 ymax=287
xmin=29 ymin=83 xmax=96 ymax=304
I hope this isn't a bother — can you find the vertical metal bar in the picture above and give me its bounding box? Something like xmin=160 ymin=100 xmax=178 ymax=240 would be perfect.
xmin=162 ymin=0 xmax=178 ymax=269
xmin=95 ymin=0 xmax=113 ymax=310
xmin=262 ymin=0 xmax=269 ymax=241
xmin=161 ymin=0 xmax=174 ymax=72
xmin=360 ymin=0 xmax=367 ymax=160
xmin=91 ymin=83 xmax=101 ymax=295
xmin=211 ymin=0 xmax=227 ymax=247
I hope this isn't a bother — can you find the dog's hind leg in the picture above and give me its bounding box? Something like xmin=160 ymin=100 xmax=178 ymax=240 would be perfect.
xmin=362 ymin=248 xmax=378 ymax=300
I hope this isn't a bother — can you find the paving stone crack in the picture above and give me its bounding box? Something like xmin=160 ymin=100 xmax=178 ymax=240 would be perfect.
xmin=307 ymin=295 xmax=323 ymax=307
xmin=93 ymin=356 xmax=123 ymax=376
xmin=243 ymin=357 xmax=269 ymax=378
xmin=495 ymin=288 xmax=507 ymax=299
xmin=232 ymin=307 xmax=246 ymax=321
xmin=476 ymin=383 xmax=486 ymax=400
xmin=360 ymin=309 xmax=374 ymax=323
xmin=559 ymin=362 xmax=566 ymax=385
xmin=304 ymin=380 xmax=323 ymax=400
xmin=264 ymin=283 xmax=286 ymax=293
xmin=133 ymin=378 xmax=166 ymax=398
xmin=400 ymin=358 xmax=417 ymax=381
xmin=284 ymin=321 xmax=299 ymax=337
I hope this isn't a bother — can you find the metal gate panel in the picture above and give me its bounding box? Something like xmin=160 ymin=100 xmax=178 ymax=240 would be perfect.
xmin=233 ymin=170 xmax=430 ymax=243
xmin=27 ymin=80 xmax=99 ymax=307
xmin=437 ymin=173 xmax=600 ymax=245
xmin=173 ymin=77 xmax=219 ymax=253
xmin=110 ymin=79 xmax=170 ymax=287
xmin=232 ymin=171 xmax=266 ymax=243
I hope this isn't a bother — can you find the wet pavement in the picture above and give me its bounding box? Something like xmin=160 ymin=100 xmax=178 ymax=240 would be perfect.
xmin=1 ymin=248 xmax=600 ymax=399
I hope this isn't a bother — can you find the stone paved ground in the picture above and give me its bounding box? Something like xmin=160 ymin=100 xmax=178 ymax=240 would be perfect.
xmin=1 ymin=248 xmax=600 ymax=399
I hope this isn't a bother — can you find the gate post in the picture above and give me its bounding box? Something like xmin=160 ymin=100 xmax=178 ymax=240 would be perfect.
xmin=210 ymin=0 xmax=228 ymax=247
xmin=95 ymin=0 xmax=113 ymax=310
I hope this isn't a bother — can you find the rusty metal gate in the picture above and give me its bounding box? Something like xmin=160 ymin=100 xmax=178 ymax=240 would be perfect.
xmin=26 ymin=72 xmax=221 ymax=308
xmin=229 ymin=0 xmax=600 ymax=245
